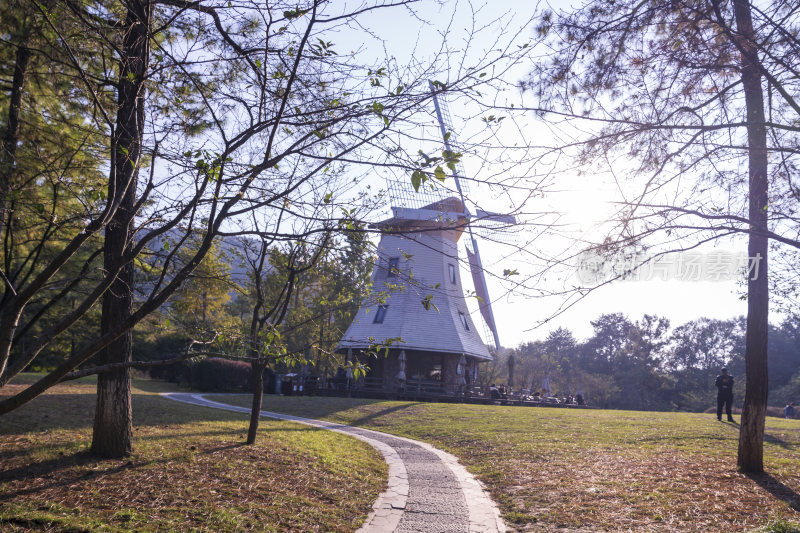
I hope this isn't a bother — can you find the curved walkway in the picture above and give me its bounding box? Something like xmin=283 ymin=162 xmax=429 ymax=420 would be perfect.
xmin=160 ymin=393 xmax=505 ymax=533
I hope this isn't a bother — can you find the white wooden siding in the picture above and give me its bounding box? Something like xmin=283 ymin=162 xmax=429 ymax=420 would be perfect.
xmin=338 ymin=228 xmax=492 ymax=360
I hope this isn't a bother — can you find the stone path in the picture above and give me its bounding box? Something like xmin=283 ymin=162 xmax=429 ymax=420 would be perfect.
xmin=160 ymin=393 xmax=505 ymax=533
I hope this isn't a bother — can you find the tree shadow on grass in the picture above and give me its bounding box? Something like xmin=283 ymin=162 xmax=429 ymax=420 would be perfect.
xmin=729 ymin=420 xmax=795 ymax=448
xmin=0 ymin=450 xmax=142 ymax=501
xmin=763 ymin=432 xmax=795 ymax=449
xmin=723 ymin=420 xmax=795 ymax=449
xmin=0 ymin=392 xmax=248 ymax=436
xmin=0 ymin=440 xmax=250 ymax=502
xmin=747 ymin=472 xmax=800 ymax=511
xmin=249 ymin=394 xmax=423 ymax=424
xmin=348 ymin=402 xmax=423 ymax=427
xmin=195 ymin=442 xmax=246 ymax=454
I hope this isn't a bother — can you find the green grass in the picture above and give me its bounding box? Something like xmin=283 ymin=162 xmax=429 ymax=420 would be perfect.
xmin=215 ymin=394 xmax=800 ymax=532
xmin=0 ymin=375 xmax=386 ymax=532
xmin=759 ymin=517 xmax=800 ymax=533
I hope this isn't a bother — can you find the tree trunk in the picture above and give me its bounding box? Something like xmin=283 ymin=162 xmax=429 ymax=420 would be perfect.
xmin=91 ymin=1 xmax=151 ymax=458
xmin=247 ymin=359 xmax=265 ymax=445
xmin=733 ymin=0 xmax=769 ymax=473
xmin=0 ymin=41 xmax=31 ymax=246
xmin=0 ymin=40 xmax=31 ymax=354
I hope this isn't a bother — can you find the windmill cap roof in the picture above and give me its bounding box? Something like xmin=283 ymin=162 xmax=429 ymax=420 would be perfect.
xmin=420 ymin=197 xmax=464 ymax=213
xmin=371 ymin=196 xmax=468 ymax=231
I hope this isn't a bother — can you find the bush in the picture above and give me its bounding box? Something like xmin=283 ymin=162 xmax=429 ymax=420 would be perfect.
xmin=189 ymin=357 xmax=251 ymax=392
xmin=137 ymin=334 xmax=192 ymax=383
xmin=148 ymin=356 xmax=188 ymax=384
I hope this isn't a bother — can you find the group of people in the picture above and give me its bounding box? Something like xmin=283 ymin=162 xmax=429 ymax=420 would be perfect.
xmin=487 ymin=384 xmax=585 ymax=405
xmin=715 ymin=367 xmax=796 ymax=421
xmin=489 ymin=384 xmax=509 ymax=400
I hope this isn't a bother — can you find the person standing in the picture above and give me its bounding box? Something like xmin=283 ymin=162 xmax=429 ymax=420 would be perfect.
xmin=489 ymin=384 xmax=501 ymax=400
xmin=715 ymin=368 xmax=735 ymax=422
xmin=786 ymin=402 xmax=796 ymax=419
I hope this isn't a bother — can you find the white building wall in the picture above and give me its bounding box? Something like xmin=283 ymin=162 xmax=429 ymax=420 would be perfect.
xmin=338 ymin=228 xmax=491 ymax=360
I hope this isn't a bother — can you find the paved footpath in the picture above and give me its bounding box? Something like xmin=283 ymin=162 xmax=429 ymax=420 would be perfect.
xmin=160 ymin=393 xmax=505 ymax=533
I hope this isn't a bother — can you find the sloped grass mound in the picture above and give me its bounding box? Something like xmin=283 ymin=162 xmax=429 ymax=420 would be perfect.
xmin=0 ymin=376 xmax=385 ymax=532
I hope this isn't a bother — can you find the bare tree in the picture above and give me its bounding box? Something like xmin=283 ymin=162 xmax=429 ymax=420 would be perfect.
xmin=240 ymin=226 xmax=330 ymax=445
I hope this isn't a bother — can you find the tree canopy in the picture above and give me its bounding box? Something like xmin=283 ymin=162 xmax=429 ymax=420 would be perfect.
xmin=525 ymin=0 xmax=800 ymax=472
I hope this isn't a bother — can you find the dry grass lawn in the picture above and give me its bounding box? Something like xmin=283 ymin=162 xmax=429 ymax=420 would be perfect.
xmin=217 ymin=394 xmax=800 ymax=532
xmin=0 ymin=376 xmax=386 ymax=532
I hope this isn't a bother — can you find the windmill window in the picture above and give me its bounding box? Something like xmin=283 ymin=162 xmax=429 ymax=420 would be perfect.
xmin=387 ymin=257 xmax=399 ymax=278
xmin=448 ymin=264 xmax=456 ymax=284
xmin=458 ymin=312 xmax=470 ymax=331
xmin=373 ymin=304 xmax=388 ymax=323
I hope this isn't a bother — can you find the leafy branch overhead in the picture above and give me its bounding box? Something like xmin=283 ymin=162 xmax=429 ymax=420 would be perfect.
xmin=410 ymin=149 xmax=462 ymax=192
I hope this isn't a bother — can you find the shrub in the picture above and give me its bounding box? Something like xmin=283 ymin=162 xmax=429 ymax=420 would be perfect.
xmin=189 ymin=357 xmax=251 ymax=392
xmin=148 ymin=356 xmax=188 ymax=383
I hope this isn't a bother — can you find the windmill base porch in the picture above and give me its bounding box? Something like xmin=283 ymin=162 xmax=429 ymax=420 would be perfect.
xmin=305 ymin=358 xmax=593 ymax=408
xmin=331 ymin=347 xmax=483 ymax=397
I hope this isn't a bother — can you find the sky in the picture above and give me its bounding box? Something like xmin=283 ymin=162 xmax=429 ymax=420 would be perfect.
xmin=325 ymin=0 xmax=763 ymax=347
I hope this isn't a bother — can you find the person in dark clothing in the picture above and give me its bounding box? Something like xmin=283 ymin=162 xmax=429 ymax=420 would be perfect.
xmin=715 ymin=368 xmax=735 ymax=422
xmin=333 ymin=367 xmax=347 ymax=390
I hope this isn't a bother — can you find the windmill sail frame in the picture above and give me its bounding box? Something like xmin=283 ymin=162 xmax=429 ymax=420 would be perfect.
xmin=429 ymin=82 xmax=501 ymax=351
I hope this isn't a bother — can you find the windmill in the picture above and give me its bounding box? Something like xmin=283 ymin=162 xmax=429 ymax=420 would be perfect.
xmin=336 ymin=83 xmax=514 ymax=394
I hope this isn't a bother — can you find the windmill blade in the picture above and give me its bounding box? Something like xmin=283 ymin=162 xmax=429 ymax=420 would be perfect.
xmin=473 ymin=209 xmax=518 ymax=243
xmin=475 ymin=209 xmax=516 ymax=225
xmin=429 ymin=82 xmax=470 ymax=195
xmin=465 ymin=245 xmax=500 ymax=349
xmin=429 ymin=82 xmax=502 ymax=350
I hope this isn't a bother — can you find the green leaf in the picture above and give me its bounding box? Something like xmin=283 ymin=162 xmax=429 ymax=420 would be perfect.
xmin=434 ymin=166 xmax=446 ymax=182
xmin=411 ymin=170 xmax=425 ymax=192
xmin=35 ymin=203 xmax=45 ymax=214
xmin=283 ymin=8 xmax=309 ymax=19
xmin=444 ymin=131 xmax=451 ymax=141
xmin=323 ymin=192 xmax=333 ymax=204
xmin=421 ymin=294 xmax=439 ymax=312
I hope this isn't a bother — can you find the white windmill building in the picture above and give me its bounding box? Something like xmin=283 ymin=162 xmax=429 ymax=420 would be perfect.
xmin=336 ymin=84 xmax=513 ymax=394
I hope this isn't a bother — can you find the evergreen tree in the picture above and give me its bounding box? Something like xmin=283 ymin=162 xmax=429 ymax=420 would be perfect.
xmin=527 ymin=0 xmax=800 ymax=472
